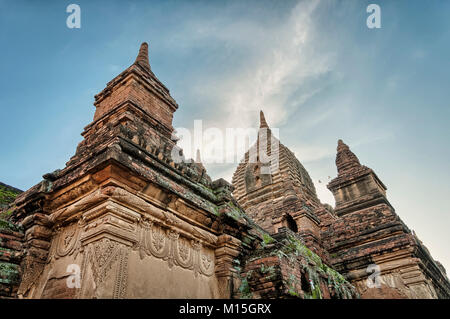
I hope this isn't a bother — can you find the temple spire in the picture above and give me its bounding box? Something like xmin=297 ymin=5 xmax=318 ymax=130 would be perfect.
xmin=196 ymin=149 xmax=202 ymax=163
xmin=134 ymin=42 xmax=151 ymax=72
xmin=195 ymin=149 xmax=206 ymax=172
xmin=260 ymin=110 xmax=269 ymax=128
xmin=335 ymin=139 xmax=361 ymax=175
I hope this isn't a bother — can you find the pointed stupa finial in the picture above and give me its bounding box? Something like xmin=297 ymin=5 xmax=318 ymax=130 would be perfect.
xmin=134 ymin=42 xmax=151 ymax=72
xmin=195 ymin=149 xmax=206 ymax=171
xmin=260 ymin=110 xmax=269 ymax=128
xmin=337 ymin=139 xmax=347 ymax=150
xmin=335 ymin=139 xmax=361 ymax=175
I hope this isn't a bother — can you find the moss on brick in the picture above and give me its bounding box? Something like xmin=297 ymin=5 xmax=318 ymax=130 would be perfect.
xmin=0 ymin=183 xmax=21 ymax=206
xmin=0 ymin=262 xmax=20 ymax=285
xmin=0 ymin=219 xmax=22 ymax=233
xmin=240 ymin=230 xmax=358 ymax=299
xmin=276 ymin=234 xmax=356 ymax=299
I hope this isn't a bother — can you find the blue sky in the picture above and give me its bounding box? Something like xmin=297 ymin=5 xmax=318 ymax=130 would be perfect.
xmin=1 ymin=0 xmax=449 ymax=272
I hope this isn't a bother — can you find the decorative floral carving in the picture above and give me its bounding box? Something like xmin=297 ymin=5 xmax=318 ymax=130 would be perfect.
xmin=147 ymin=222 xmax=169 ymax=258
xmin=152 ymin=227 xmax=166 ymax=252
xmin=79 ymin=238 xmax=129 ymax=299
xmin=199 ymin=250 xmax=215 ymax=277
xmin=179 ymin=241 xmax=189 ymax=261
xmin=50 ymin=220 xmax=83 ymax=261
xmin=202 ymin=255 xmax=212 ymax=270
xmin=64 ymin=230 xmax=75 ymax=248
xmin=136 ymin=219 xmax=214 ymax=277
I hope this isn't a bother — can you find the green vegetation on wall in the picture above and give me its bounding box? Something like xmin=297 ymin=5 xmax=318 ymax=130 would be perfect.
xmin=238 ymin=230 xmax=358 ymax=299
xmin=0 ymin=184 xmax=20 ymax=205
xmin=0 ymin=182 xmax=22 ymax=219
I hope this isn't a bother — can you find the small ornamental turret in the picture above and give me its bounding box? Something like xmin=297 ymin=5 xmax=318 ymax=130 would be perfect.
xmin=328 ymin=139 xmax=389 ymax=216
xmin=335 ymin=139 xmax=362 ymax=175
xmin=195 ymin=149 xmax=206 ymax=172
xmin=134 ymin=42 xmax=151 ymax=73
xmin=259 ymin=110 xmax=269 ymax=129
xmin=195 ymin=149 xmax=202 ymax=164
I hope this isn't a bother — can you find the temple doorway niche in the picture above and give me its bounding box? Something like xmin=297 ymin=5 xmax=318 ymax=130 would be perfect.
xmin=284 ymin=214 xmax=298 ymax=233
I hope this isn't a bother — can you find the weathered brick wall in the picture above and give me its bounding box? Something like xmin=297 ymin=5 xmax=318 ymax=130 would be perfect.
xmin=236 ymin=229 xmax=358 ymax=299
xmin=0 ymin=182 xmax=22 ymax=212
xmin=324 ymin=140 xmax=450 ymax=298
xmin=321 ymin=203 xmax=410 ymax=259
xmin=0 ymin=219 xmax=23 ymax=298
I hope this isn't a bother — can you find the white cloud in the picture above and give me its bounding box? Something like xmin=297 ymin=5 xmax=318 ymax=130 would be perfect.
xmin=167 ymin=0 xmax=391 ymax=207
xmin=291 ymin=144 xmax=334 ymax=163
xmin=170 ymin=0 xmax=341 ymax=181
xmin=171 ymin=0 xmax=332 ymax=130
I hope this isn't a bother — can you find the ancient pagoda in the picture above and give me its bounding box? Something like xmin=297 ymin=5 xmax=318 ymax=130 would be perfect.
xmin=0 ymin=43 xmax=448 ymax=299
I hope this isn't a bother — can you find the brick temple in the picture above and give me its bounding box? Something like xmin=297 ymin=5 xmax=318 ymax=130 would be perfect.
xmin=0 ymin=43 xmax=448 ymax=299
